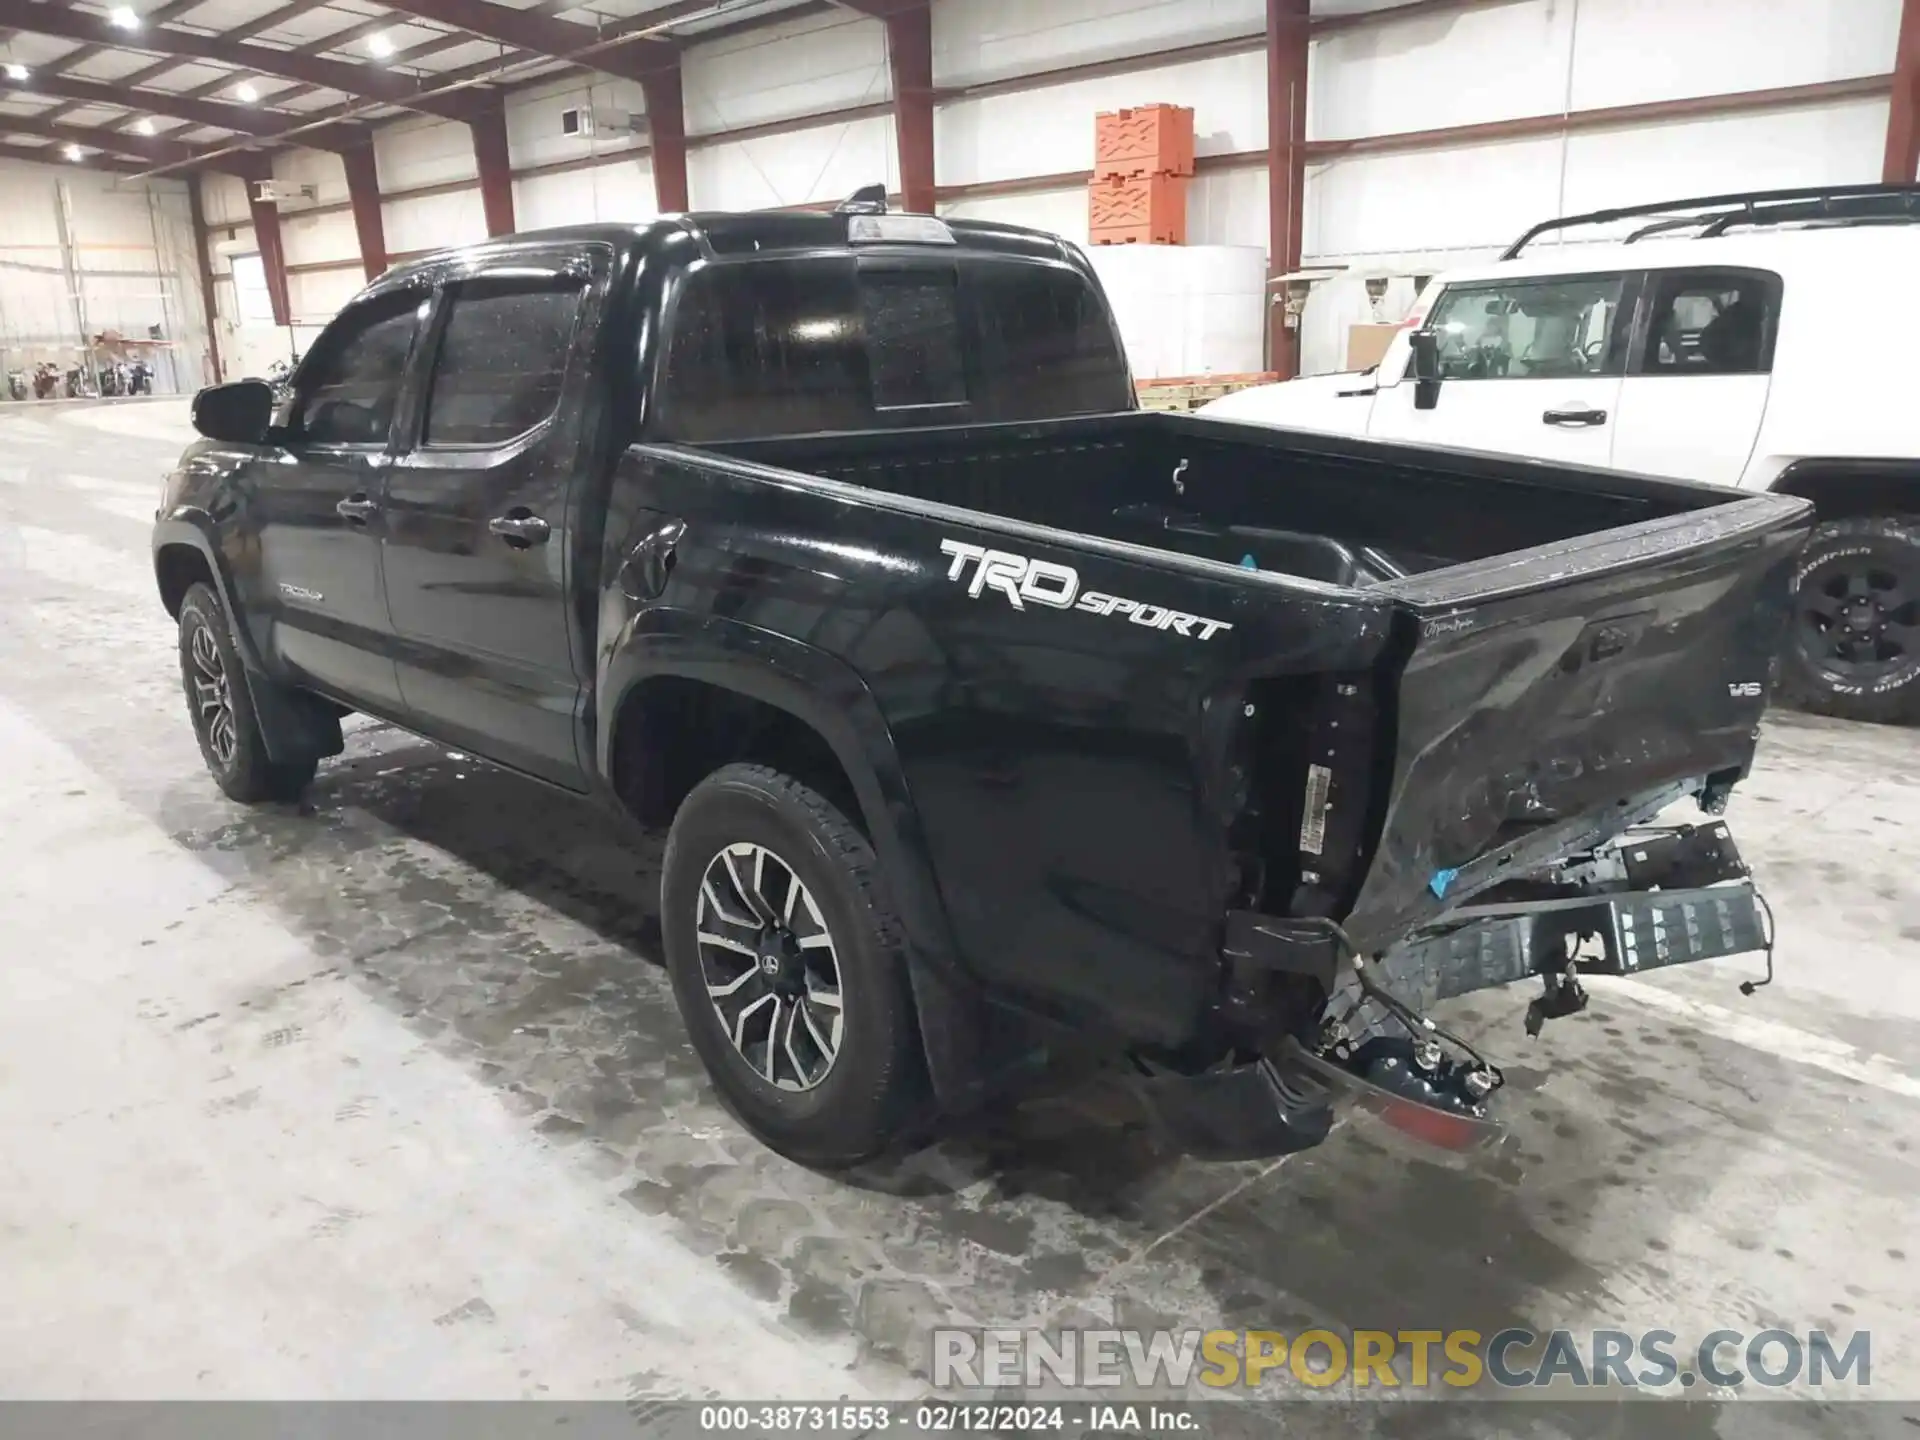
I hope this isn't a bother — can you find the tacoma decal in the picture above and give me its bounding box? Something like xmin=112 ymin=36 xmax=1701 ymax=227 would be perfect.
xmin=939 ymin=539 xmax=1234 ymax=641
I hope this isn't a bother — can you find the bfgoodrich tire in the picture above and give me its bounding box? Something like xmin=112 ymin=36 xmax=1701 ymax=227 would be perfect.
xmin=1779 ymin=516 xmax=1920 ymax=725
xmin=177 ymin=583 xmax=318 ymax=803
xmin=660 ymin=763 xmax=926 ymax=1167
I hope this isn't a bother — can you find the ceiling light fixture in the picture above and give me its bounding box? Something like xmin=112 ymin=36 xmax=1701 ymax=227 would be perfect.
xmin=108 ymin=6 xmax=140 ymax=29
xmin=4 ymin=62 xmax=28 ymax=82
xmin=367 ymin=32 xmax=393 ymax=58
xmin=65 ymin=142 xmax=84 ymax=161
xmin=134 ymin=117 xmax=155 ymax=135
xmin=234 ymin=80 xmax=259 ymax=102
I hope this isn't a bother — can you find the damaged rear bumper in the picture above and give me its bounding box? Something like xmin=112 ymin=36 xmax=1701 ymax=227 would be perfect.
xmin=1130 ymin=823 xmax=1770 ymax=1162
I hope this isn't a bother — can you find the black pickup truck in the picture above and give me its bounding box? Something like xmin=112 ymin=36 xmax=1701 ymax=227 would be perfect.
xmin=155 ymin=201 xmax=1810 ymax=1167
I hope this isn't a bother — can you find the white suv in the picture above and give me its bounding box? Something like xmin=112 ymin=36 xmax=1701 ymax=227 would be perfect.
xmin=1204 ymin=186 xmax=1920 ymax=724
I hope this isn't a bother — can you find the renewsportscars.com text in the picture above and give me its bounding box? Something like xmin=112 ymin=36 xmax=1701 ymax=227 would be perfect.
xmin=931 ymin=1327 xmax=1872 ymax=1392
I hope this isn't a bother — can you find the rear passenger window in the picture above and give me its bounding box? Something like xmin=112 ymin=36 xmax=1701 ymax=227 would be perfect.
xmin=423 ymin=281 xmax=583 ymax=447
xmin=1639 ymin=270 xmax=1779 ymax=375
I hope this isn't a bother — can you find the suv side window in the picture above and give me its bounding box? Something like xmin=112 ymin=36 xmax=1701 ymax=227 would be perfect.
xmin=295 ymin=293 xmax=424 ymax=446
xmin=422 ymin=279 xmax=585 ymax=447
xmin=1638 ymin=269 xmax=1780 ymax=375
xmin=1426 ymin=275 xmax=1627 ymax=381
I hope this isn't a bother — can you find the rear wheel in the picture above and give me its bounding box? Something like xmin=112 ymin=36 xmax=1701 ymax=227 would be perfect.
xmin=660 ymin=763 xmax=926 ymax=1167
xmin=1779 ymin=515 xmax=1920 ymax=725
xmin=177 ymin=583 xmax=318 ymax=803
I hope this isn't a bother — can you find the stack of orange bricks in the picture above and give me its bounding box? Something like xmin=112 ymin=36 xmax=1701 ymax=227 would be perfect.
xmin=1088 ymin=104 xmax=1196 ymax=245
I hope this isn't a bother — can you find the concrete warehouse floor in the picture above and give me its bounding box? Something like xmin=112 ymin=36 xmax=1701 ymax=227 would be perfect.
xmin=1 ymin=401 xmax=1917 ymax=1434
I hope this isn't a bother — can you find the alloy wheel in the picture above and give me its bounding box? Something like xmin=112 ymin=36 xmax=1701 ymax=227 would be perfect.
xmin=188 ymin=620 xmax=238 ymax=768
xmin=1798 ymin=557 xmax=1918 ymax=681
xmin=695 ymin=841 xmax=844 ymax=1092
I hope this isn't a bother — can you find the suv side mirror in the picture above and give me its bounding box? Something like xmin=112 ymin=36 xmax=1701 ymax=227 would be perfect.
xmin=1408 ymin=328 xmax=1443 ymax=411
xmin=191 ymin=379 xmax=274 ymax=444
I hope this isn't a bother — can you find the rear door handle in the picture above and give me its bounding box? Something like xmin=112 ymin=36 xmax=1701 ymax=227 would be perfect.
xmin=1542 ymin=407 xmax=1609 ymax=427
xmin=489 ymin=509 xmax=552 ymax=549
xmin=335 ymin=494 xmax=377 ymax=523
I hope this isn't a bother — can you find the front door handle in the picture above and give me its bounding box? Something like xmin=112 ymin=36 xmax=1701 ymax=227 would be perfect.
xmin=489 ymin=509 xmax=552 ymax=549
xmin=336 ymin=493 xmax=377 ymax=523
xmin=1542 ymin=407 xmax=1609 ymax=427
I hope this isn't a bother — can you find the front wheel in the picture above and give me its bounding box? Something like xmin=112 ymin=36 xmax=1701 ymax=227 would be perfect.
xmin=177 ymin=583 xmax=318 ymax=803
xmin=1779 ymin=516 xmax=1920 ymax=725
xmin=660 ymin=763 xmax=927 ymax=1167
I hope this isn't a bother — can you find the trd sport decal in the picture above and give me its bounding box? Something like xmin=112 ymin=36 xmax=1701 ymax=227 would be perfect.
xmin=939 ymin=539 xmax=1234 ymax=641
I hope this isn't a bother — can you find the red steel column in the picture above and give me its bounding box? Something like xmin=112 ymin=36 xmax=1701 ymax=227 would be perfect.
xmin=338 ymin=141 xmax=389 ymax=281
xmin=886 ymin=2 xmax=935 ymax=213
xmin=239 ymin=156 xmax=292 ymax=329
xmin=640 ymin=60 xmax=690 ymax=212
xmin=469 ymin=93 xmax=516 ymax=237
xmin=1266 ymin=0 xmax=1310 ymax=377
xmin=1886 ymin=0 xmax=1920 ymax=182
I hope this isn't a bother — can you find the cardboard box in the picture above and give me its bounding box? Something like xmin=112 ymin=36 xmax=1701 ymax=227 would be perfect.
xmin=1346 ymin=323 xmax=1402 ymax=371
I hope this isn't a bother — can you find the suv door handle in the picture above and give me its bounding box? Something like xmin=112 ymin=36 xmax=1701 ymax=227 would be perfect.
xmin=489 ymin=509 xmax=552 ymax=549
xmin=1542 ymin=407 xmax=1609 ymax=427
xmin=336 ymin=494 xmax=377 ymax=523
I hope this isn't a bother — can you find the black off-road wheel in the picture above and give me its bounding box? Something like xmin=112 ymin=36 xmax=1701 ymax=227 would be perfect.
xmin=1779 ymin=516 xmax=1920 ymax=725
xmin=177 ymin=583 xmax=318 ymax=803
xmin=660 ymin=763 xmax=926 ymax=1168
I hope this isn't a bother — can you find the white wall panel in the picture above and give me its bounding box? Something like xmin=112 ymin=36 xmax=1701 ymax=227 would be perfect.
xmin=1309 ymin=0 xmax=1576 ymax=140
xmin=513 ymin=158 xmax=659 ymax=230
xmin=1568 ymin=0 xmax=1900 ymax=110
xmin=938 ymin=50 xmax=1266 ymax=187
xmin=375 ymin=118 xmax=477 ymax=189
xmin=685 ymin=6 xmax=889 ymax=135
xmin=1303 ymin=135 xmax=1566 ymax=262
xmin=940 ymin=187 xmax=1089 ymax=245
xmin=689 ymin=115 xmax=896 ymax=210
xmin=933 ymin=0 xmax=1263 ymax=87
xmin=1556 ymin=98 xmax=1891 ymax=214
xmin=1305 ymin=95 xmax=1892 ymax=269
xmin=383 ymin=189 xmax=489 ymax=257
xmin=278 ymin=203 xmax=359 ymax=276
xmin=287 ymin=267 xmax=365 ymax=327
xmin=1187 ymin=166 xmax=1267 ymax=249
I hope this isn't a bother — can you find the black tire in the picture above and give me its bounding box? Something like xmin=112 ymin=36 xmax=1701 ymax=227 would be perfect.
xmin=177 ymin=583 xmax=318 ymax=803
xmin=660 ymin=763 xmax=926 ymax=1167
xmin=1778 ymin=516 xmax=1920 ymax=725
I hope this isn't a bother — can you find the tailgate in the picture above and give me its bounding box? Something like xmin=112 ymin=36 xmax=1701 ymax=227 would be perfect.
xmin=1341 ymin=492 xmax=1812 ymax=952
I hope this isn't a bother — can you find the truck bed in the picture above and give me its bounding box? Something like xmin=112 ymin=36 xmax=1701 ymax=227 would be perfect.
xmin=709 ymin=409 xmax=1725 ymax=588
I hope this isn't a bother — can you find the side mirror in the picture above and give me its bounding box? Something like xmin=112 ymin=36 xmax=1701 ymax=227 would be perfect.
xmin=191 ymin=379 xmax=274 ymax=445
xmin=1408 ymin=328 xmax=1443 ymax=412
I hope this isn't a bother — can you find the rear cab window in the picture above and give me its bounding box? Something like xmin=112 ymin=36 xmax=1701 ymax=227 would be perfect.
xmin=651 ymin=248 xmax=1131 ymax=442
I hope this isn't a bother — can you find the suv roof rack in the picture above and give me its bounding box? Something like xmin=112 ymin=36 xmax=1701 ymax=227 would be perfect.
xmin=1500 ymin=184 xmax=1920 ymax=259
